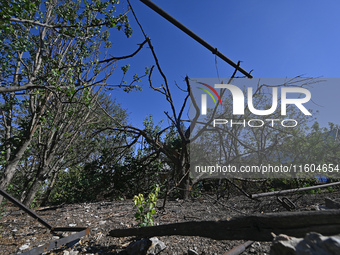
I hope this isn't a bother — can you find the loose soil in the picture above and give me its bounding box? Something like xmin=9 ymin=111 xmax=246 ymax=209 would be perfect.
xmin=1 ymin=190 xmax=339 ymax=255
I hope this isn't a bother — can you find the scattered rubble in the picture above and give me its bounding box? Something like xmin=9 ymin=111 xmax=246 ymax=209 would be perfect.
xmin=124 ymin=237 xmax=166 ymax=255
xmin=125 ymin=238 xmax=152 ymax=255
xmin=0 ymin=191 xmax=339 ymax=254
xmin=148 ymin=237 xmax=166 ymax=255
xmin=271 ymin=232 xmax=340 ymax=255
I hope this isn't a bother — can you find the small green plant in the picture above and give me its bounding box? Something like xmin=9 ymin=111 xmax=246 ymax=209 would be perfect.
xmin=30 ymin=197 xmax=39 ymax=209
xmin=133 ymin=185 xmax=160 ymax=227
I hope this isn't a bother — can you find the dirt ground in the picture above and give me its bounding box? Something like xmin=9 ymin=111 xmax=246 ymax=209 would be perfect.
xmin=0 ymin=189 xmax=339 ymax=255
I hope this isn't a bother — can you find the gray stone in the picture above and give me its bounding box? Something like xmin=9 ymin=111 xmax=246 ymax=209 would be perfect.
xmin=249 ymin=248 xmax=256 ymax=253
xmin=69 ymin=250 xmax=79 ymax=255
xmin=271 ymin=232 xmax=340 ymax=255
xmin=126 ymin=239 xmax=152 ymax=255
xmin=19 ymin=244 xmax=30 ymax=251
xmin=148 ymin=237 xmax=166 ymax=255
xmin=125 ymin=237 xmax=166 ymax=255
xmin=296 ymin=232 xmax=340 ymax=255
xmin=271 ymin=234 xmax=302 ymax=255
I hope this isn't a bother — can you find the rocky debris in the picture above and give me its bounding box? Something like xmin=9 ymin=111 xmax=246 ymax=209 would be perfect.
xmin=250 ymin=242 xmax=262 ymax=253
xmin=148 ymin=237 xmax=166 ymax=255
xmin=19 ymin=244 xmax=30 ymax=251
xmin=270 ymin=232 xmax=340 ymax=255
xmin=63 ymin=250 xmax=80 ymax=255
xmin=125 ymin=238 xmax=152 ymax=255
xmin=125 ymin=237 xmax=166 ymax=255
xmin=270 ymin=234 xmax=301 ymax=254
xmin=1 ymin=191 xmax=339 ymax=254
xmin=187 ymin=248 xmax=199 ymax=255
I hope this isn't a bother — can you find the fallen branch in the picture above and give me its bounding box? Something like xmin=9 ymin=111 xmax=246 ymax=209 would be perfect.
xmin=109 ymin=210 xmax=340 ymax=241
xmin=251 ymin=181 xmax=340 ymax=199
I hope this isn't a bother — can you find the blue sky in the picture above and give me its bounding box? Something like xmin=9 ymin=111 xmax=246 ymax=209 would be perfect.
xmin=109 ymin=0 xmax=340 ymax=129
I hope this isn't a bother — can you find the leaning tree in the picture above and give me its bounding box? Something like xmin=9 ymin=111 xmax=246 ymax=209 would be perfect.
xmin=0 ymin=0 xmax=146 ymax=204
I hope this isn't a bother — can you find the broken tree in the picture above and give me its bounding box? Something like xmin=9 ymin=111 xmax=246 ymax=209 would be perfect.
xmin=109 ymin=210 xmax=340 ymax=241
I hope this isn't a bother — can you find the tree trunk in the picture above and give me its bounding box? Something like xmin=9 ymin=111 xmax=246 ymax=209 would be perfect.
xmin=4 ymin=94 xmax=13 ymax=163
xmin=178 ymin=160 xmax=190 ymax=199
xmin=0 ymin=138 xmax=33 ymax=205
xmin=22 ymin=175 xmax=44 ymax=207
xmin=0 ymin=93 xmax=52 ymax=205
xmin=22 ymin=154 xmax=55 ymax=207
xmin=40 ymin=170 xmax=59 ymax=206
xmin=179 ymin=173 xmax=190 ymax=199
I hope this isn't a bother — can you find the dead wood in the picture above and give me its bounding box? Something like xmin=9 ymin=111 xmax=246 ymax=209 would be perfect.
xmin=251 ymin=181 xmax=340 ymax=199
xmin=109 ymin=210 xmax=340 ymax=241
xmin=325 ymin=197 xmax=340 ymax=209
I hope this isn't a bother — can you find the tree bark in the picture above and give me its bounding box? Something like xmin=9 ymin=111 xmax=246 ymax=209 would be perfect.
xmin=178 ymin=164 xmax=190 ymax=200
xmin=0 ymin=93 xmax=52 ymax=205
xmin=40 ymin=170 xmax=59 ymax=206
xmin=0 ymin=138 xmax=33 ymax=204
xmin=22 ymin=138 xmax=56 ymax=206
xmin=22 ymin=176 xmax=44 ymax=207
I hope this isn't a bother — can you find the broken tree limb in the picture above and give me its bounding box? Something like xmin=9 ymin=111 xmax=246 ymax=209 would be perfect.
xmin=139 ymin=0 xmax=253 ymax=78
xmin=325 ymin=197 xmax=340 ymax=209
xmin=251 ymin=181 xmax=340 ymax=199
xmin=109 ymin=210 xmax=340 ymax=241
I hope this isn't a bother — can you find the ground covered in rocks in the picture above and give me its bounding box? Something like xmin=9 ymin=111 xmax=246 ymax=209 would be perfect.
xmin=1 ymin=190 xmax=339 ymax=255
